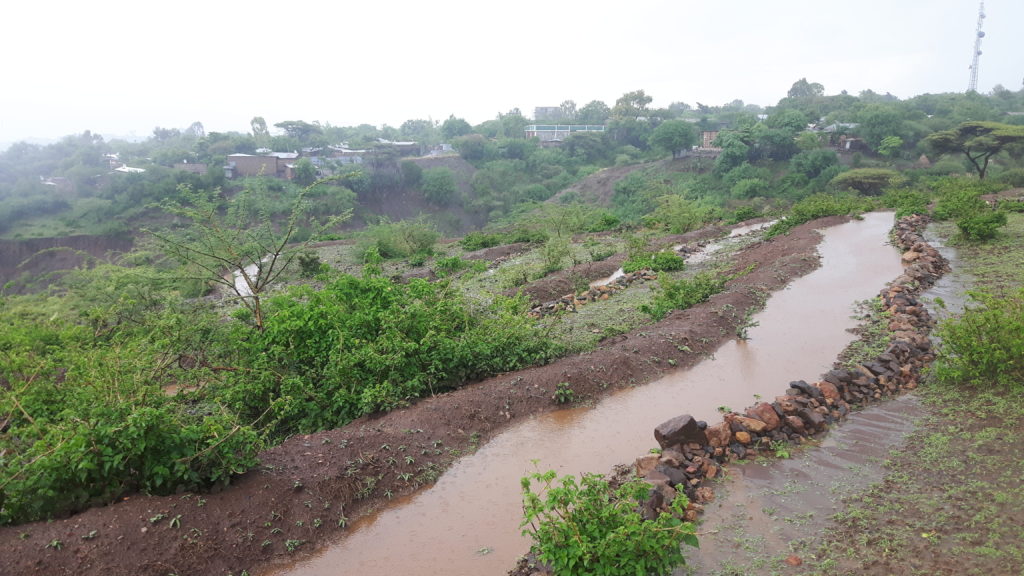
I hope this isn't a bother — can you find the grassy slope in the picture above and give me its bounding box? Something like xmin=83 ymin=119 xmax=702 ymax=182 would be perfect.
xmin=797 ymin=214 xmax=1024 ymax=576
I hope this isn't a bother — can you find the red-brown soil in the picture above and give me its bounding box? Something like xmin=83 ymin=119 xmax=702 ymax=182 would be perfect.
xmin=0 ymin=217 xmax=843 ymax=576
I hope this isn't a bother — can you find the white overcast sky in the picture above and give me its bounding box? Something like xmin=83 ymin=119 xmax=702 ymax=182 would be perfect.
xmin=1 ymin=0 xmax=1021 ymax=144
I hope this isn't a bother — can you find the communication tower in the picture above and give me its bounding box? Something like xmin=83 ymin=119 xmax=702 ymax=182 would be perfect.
xmin=967 ymin=2 xmax=986 ymax=92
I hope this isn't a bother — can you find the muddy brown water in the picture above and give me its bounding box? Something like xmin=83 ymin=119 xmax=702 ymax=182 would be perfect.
xmin=265 ymin=212 xmax=902 ymax=576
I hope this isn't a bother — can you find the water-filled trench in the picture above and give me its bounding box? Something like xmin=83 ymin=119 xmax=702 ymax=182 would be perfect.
xmin=266 ymin=212 xmax=903 ymax=576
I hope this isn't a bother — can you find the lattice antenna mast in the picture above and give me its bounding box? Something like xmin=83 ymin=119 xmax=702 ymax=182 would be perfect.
xmin=968 ymin=2 xmax=986 ymax=92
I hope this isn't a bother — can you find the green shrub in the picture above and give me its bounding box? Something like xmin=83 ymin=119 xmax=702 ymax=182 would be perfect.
xmin=434 ymin=256 xmax=486 ymax=277
xmin=933 ymin=289 xmax=1024 ymax=390
xmin=765 ymin=193 xmax=866 ymax=238
xmin=222 ymin=276 xmax=561 ymax=434
xmin=421 ymin=167 xmax=457 ymax=205
xmin=931 ymin=178 xmax=1007 ymax=240
xmin=0 ymin=336 xmax=260 ymax=525
xmin=622 ymin=251 xmax=686 ymax=274
xmin=362 ymin=218 xmax=439 ymax=259
xmin=882 ymin=189 xmax=930 ymax=218
xmin=460 ymin=231 xmax=504 ymax=251
xmin=640 ymin=271 xmax=728 ymax=321
xmin=521 ymin=470 xmax=698 ymax=576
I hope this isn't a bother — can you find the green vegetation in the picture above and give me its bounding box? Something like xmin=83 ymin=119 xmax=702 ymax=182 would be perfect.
xmin=932 ymin=289 xmax=1024 ymax=390
xmin=2 ymin=79 xmax=1024 ymax=536
xmin=622 ymin=251 xmax=686 ymax=274
xmin=764 ymin=193 xmax=868 ymax=238
xmin=521 ymin=469 xmax=698 ymax=576
xmin=640 ymin=270 xmax=730 ymax=321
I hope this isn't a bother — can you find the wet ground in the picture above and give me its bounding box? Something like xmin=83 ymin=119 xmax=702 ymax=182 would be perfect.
xmin=684 ymin=395 xmax=926 ymax=575
xmin=267 ymin=213 xmax=902 ymax=576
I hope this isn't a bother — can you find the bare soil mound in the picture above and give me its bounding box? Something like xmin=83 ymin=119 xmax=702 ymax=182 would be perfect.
xmin=0 ymin=217 xmax=840 ymax=576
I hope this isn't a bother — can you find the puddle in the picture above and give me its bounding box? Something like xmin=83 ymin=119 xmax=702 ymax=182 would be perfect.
xmin=683 ymin=394 xmax=926 ymax=575
xmin=920 ymin=224 xmax=973 ymax=320
xmin=264 ymin=213 xmax=902 ymax=576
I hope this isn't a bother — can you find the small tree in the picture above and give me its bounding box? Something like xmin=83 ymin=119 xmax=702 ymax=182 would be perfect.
xmin=649 ymin=120 xmax=697 ymax=159
xmin=829 ymin=168 xmax=899 ymax=196
xmin=148 ymin=181 xmax=348 ymax=331
xmin=421 ymin=167 xmax=457 ymax=205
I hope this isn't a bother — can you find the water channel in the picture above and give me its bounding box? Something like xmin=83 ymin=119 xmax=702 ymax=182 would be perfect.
xmin=267 ymin=212 xmax=903 ymax=576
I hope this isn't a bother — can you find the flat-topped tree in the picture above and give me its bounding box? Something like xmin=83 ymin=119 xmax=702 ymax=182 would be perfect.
xmin=925 ymin=121 xmax=1024 ymax=180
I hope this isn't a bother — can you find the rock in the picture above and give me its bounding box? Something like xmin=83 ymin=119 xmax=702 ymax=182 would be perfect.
xmin=659 ymin=449 xmax=686 ymax=468
xmin=730 ymin=442 xmax=747 ymax=459
xmin=816 ymin=381 xmax=840 ymax=403
xmin=775 ymin=395 xmax=799 ymax=415
xmin=734 ymin=431 xmax=752 ymax=444
xmin=789 ymin=380 xmax=823 ymax=400
xmin=798 ymin=407 xmax=825 ymax=431
xmin=901 ymin=250 xmax=921 ymax=264
xmin=654 ymin=414 xmax=707 ymax=449
xmin=635 ymin=454 xmax=661 ymax=477
xmin=785 ymin=415 xmax=805 ymax=434
xmin=694 ymin=486 xmax=715 ymax=503
xmin=655 ymin=464 xmax=687 ymax=487
xmin=745 ymin=403 xmax=781 ymax=431
xmin=734 ymin=415 xmax=768 ymax=434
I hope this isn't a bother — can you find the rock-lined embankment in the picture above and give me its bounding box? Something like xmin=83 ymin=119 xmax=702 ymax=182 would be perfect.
xmin=630 ymin=214 xmax=949 ymax=523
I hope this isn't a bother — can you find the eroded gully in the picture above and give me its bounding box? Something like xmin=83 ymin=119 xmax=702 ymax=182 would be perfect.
xmin=265 ymin=212 xmax=903 ymax=576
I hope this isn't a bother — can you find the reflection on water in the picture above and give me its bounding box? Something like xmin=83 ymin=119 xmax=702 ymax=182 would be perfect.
xmin=267 ymin=213 xmax=901 ymax=576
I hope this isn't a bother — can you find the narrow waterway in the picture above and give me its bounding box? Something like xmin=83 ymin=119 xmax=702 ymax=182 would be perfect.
xmin=266 ymin=212 xmax=902 ymax=576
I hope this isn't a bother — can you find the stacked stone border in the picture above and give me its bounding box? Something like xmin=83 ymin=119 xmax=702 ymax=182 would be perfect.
xmin=630 ymin=213 xmax=950 ymax=522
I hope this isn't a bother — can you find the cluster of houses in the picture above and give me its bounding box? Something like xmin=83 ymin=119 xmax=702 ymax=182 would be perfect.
xmin=223 ymin=139 xmax=423 ymax=180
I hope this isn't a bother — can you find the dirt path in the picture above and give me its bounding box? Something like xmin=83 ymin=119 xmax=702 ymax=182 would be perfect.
xmin=0 ymin=218 xmax=839 ymax=576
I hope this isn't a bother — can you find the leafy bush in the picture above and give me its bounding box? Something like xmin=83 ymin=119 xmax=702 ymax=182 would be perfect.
xmin=434 ymin=256 xmax=486 ymax=277
xmin=222 ymin=276 xmax=561 ymax=434
xmin=933 ymin=289 xmax=1024 ymax=390
xmin=0 ymin=327 xmax=260 ymax=525
xmin=521 ymin=470 xmax=698 ymax=576
xmin=882 ymin=188 xmax=930 ymax=218
xmin=400 ymin=160 xmax=423 ymax=188
xmin=421 ymin=167 xmax=457 ymax=205
xmin=460 ymin=231 xmax=504 ymax=251
xmin=361 ymin=218 xmax=439 ymax=259
xmin=931 ymin=178 xmax=1007 ymax=240
xmin=622 ymin=251 xmax=686 ymax=274
xmin=640 ymin=271 xmax=728 ymax=321
xmin=992 ymin=168 xmax=1024 ymax=187
xmin=764 ymin=193 xmax=866 ymax=238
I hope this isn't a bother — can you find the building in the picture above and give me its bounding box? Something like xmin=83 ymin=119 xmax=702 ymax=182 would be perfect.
xmin=699 ymin=131 xmax=721 ymax=150
xmin=224 ymin=152 xmax=299 ymax=179
xmin=524 ymin=124 xmax=605 ymax=143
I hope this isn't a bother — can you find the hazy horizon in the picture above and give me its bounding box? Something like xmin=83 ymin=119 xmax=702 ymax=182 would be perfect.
xmin=3 ymin=0 xmax=1021 ymax=148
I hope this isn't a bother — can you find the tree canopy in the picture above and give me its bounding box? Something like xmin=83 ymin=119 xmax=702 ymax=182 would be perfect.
xmin=925 ymin=121 xmax=1024 ymax=180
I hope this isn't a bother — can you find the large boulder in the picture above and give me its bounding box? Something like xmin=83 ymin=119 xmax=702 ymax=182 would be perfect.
xmin=654 ymin=414 xmax=707 ymax=449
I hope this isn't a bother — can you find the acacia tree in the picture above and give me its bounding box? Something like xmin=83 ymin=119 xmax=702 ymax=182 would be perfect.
xmin=926 ymin=121 xmax=1024 ymax=180
xmin=149 ymin=181 xmax=349 ymax=331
